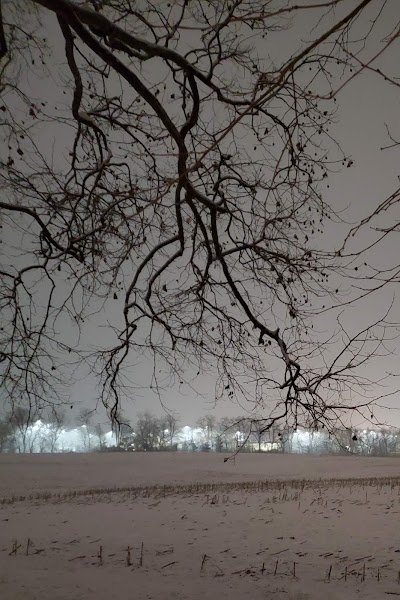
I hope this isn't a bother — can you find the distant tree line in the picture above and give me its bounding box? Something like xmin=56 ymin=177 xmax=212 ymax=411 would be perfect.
xmin=0 ymin=406 xmax=108 ymax=453
xmin=0 ymin=407 xmax=399 ymax=457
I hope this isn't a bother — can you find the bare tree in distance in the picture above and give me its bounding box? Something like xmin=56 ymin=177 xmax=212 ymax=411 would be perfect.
xmin=8 ymin=406 xmax=37 ymax=453
xmin=196 ymin=414 xmax=217 ymax=447
xmin=0 ymin=419 xmax=14 ymax=452
xmin=160 ymin=413 xmax=180 ymax=449
xmin=134 ymin=412 xmax=161 ymax=451
xmin=216 ymin=417 xmax=238 ymax=452
xmin=46 ymin=408 xmax=65 ymax=453
xmin=250 ymin=418 xmax=269 ymax=453
xmin=0 ymin=1 xmax=400 ymax=437
xmin=78 ymin=408 xmax=94 ymax=451
xmin=93 ymin=422 xmax=106 ymax=450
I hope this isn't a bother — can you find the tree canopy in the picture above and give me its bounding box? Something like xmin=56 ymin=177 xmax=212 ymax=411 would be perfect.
xmin=0 ymin=0 xmax=399 ymax=434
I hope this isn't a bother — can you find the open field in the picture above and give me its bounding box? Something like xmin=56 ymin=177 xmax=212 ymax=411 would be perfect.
xmin=3 ymin=452 xmax=400 ymax=496
xmin=2 ymin=454 xmax=400 ymax=599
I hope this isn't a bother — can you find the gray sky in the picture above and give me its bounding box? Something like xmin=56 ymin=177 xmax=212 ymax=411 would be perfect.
xmin=74 ymin=2 xmax=400 ymax=427
xmin=2 ymin=1 xmax=400 ymax=428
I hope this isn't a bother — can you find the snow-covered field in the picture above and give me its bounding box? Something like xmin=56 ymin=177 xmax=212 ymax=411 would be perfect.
xmin=2 ymin=453 xmax=400 ymax=599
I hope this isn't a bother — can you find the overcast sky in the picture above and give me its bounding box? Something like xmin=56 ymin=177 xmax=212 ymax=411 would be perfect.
xmin=2 ymin=1 xmax=400 ymax=428
xmin=79 ymin=2 xmax=400 ymax=427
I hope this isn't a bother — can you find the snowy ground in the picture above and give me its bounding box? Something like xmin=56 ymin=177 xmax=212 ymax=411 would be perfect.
xmin=2 ymin=454 xmax=400 ymax=599
xmin=3 ymin=452 xmax=400 ymax=496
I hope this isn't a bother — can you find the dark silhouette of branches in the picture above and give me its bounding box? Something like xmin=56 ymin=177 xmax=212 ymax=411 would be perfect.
xmin=0 ymin=0 xmax=399 ymax=432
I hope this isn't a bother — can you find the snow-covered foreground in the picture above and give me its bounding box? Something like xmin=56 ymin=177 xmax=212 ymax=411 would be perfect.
xmin=2 ymin=454 xmax=400 ymax=599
